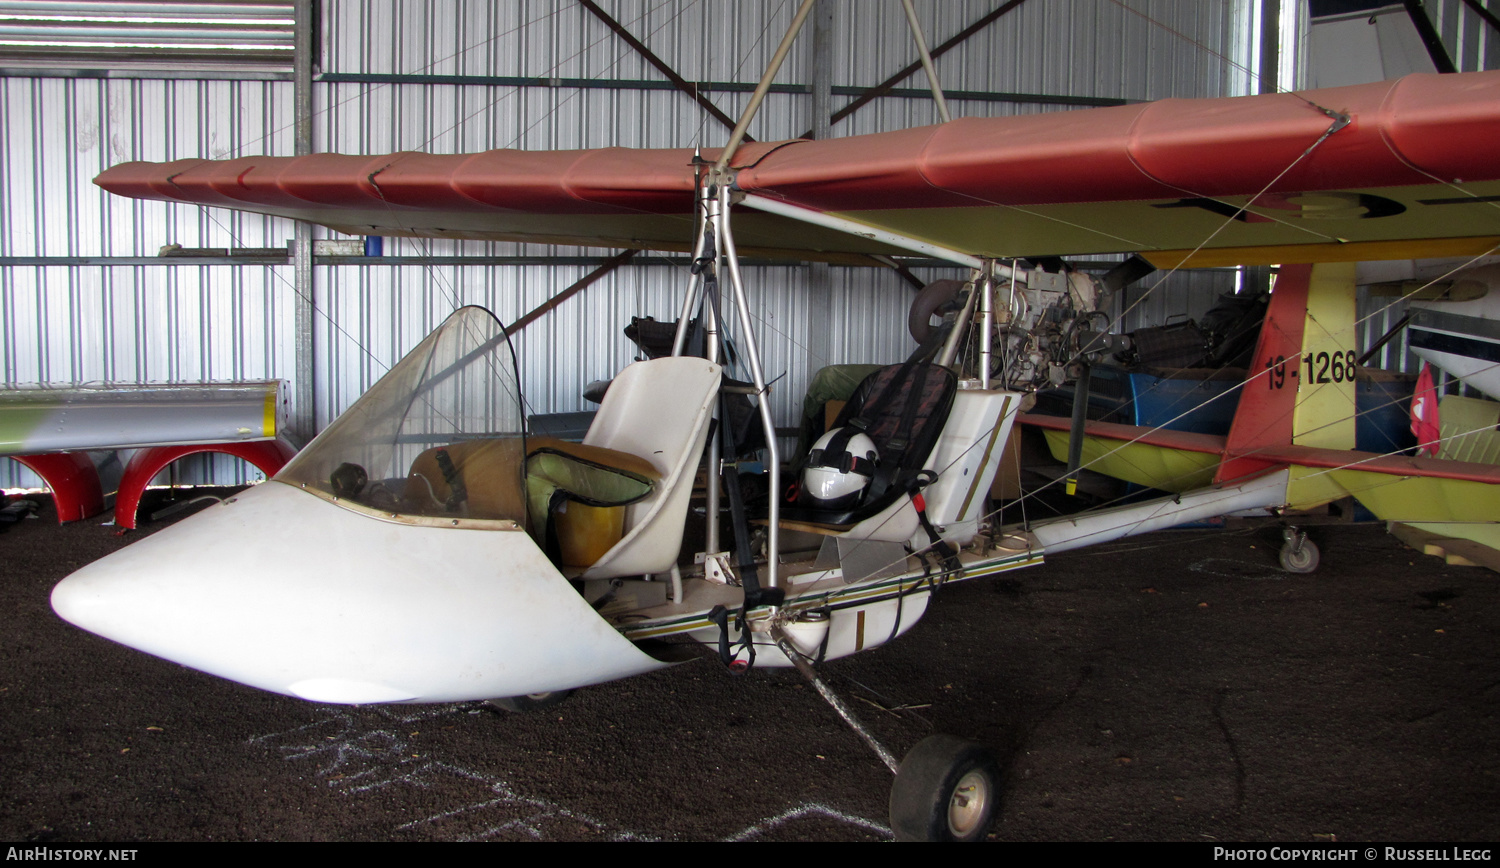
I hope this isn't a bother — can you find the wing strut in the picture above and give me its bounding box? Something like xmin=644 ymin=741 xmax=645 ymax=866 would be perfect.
xmin=673 ymin=170 xmax=787 ymax=596
xmin=712 ymin=0 xmax=818 ymax=173
xmin=711 ymin=181 xmax=783 ymax=592
xmin=739 ymin=194 xmax=988 ymax=270
xmin=898 ymin=0 xmax=951 ymax=123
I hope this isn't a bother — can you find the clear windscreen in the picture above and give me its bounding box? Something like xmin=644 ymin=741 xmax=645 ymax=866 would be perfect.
xmin=276 ymin=306 xmax=528 ymax=524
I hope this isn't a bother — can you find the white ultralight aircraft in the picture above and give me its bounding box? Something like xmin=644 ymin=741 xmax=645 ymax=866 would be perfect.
xmin=46 ymin=20 xmax=1500 ymax=838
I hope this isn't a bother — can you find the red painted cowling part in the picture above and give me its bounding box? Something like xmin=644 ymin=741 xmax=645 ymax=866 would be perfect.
xmin=10 ymin=453 xmax=106 ymax=523
xmin=114 ymin=439 xmax=298 ymax=530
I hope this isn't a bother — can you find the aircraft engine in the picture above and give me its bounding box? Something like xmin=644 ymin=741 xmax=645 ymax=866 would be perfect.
xmin=987 ymin=269 xmax=1127 ymax=391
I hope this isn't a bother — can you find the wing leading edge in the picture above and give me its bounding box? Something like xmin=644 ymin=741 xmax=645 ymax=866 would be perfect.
xmin=96 ymin=71 xmax=1500 ymax=264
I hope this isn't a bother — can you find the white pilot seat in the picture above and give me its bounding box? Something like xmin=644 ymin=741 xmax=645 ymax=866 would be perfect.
xmin=578 ymin=357 xmax=722 ymax=580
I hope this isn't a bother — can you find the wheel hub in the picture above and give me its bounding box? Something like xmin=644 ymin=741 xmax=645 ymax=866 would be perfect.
xmin=947 ymin=770 xmax=991 ymax=838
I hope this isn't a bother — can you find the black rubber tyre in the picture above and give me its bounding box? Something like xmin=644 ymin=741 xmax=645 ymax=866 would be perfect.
xmin=889 ymin=734 xmax=1001 ymax=842
xmin=487 ymin=689 xmax=574 ymax=713
xmin=1279 ymin=538 xmax=1319 ymax=574
xmin=907 ymin=279 xmax=966 ymax=344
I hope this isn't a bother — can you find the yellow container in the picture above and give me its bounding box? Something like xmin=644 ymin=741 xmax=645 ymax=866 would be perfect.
xmin=554 ymin=500 xmax=626 ymax=567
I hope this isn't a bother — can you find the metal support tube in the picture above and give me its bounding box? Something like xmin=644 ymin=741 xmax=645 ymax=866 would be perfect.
xmin=671 ymin=272 xmax=703 ymax=357
xmin=1063 ymin=362 xmax=1092 ymax=497
xmin=1258 ymin=0 xmax=1281 ymax=94
xmin=713 ymin=0 xmax=818 ymax=172
xmin=805 ymin=1 xmax=835 ymax=373
xmin=900 ymin=0 xmax=951 ymax=123
xmin=715 ymin=186 xmax=780 ymax=590
xmin=937 ymin=275 xmax=981 ymax=368
xmin=772 ymin=626 xmax=900 ymax=774
xmin=702 ymin=231 xmax=723 ymax=557
xmin=810 ymin=0 xmax=833 ymax=141
xmin=978 ymin=267 xmax=994 ymax=388
xmin=675 ymin=184 xmax=721 ymax=554
xmin=292 ymin=227 xmax=313 ymax=444
xmin=292 ymin=0 xmax=315 ymax=444
xmin=799 ymin=0 xmax=1028 ymax=137
xmin=293 ymin=0 xmax=312 ymax=157
xmin=671 ymin=192 xmax=713 ymax=357
xmin=1026 ymin=469 xmax=1291 ymax=554
xmin=739 ymin=194 xmax=989 ymax=270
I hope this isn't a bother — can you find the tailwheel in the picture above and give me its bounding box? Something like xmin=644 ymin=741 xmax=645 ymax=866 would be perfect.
xmin=1279 ymin=528 xmax=1320 ymax=574
xmin=487 ymin=689 xmax=574 ymax=713
xmin=889 ymin=734 xmax=1001 ymax=842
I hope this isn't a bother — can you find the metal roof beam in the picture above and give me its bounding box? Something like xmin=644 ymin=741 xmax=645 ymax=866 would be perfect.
xmin=1459 ymin=0 xmax=1500 ymax=39
xmin=575 ymin=0 xmax=745 ymax=139
xmin=506 ymin=248 xmax=639 ymax=336
xmin=1403 ymin=0 xmax=1458 ymax=73
xmin=310 ymin=72 xmax=1129 ymax=108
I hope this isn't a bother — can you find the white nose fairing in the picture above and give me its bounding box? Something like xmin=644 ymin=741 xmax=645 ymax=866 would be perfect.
xmin=51 ymin=481 xmax=668 ymax=703
xmin=51 ymin=306 xmax=671 ymax=703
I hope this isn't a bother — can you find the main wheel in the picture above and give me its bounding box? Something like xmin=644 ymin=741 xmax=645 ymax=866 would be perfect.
xmin=889 ymin=734 xmax=1001 ymax=842
xmin=487 ymin=689 xmax=574 ymax=713
xmin=1279 ymin=537 xmax=1319 ymax=574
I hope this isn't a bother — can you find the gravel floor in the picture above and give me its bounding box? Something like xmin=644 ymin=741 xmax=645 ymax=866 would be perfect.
xmin=2 ymin=490 xmax=1497 ymax=842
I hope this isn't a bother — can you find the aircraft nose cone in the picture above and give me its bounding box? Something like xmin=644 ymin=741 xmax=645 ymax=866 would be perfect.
xmin=51 ymin=482 xmax=667 ymax=703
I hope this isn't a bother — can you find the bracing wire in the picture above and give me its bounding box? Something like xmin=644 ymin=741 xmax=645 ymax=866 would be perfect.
xmin=112 ymin=2 xmax=1500 ymax=587
xmin=197 ymin=1 xmax=700 ymax=431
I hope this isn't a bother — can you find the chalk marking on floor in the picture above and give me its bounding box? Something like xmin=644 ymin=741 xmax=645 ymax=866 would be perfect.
xmin=386 ymin=761 xmax=649 ymax=841
xmin=248 ymin=705 xmax=650 ymax=840
xmin=249 ymin=704 xmax=883 ymax=841
xmin=1189 ymin=557 xmax=1286 ymax=581
xmin=725 ymin=803 xmax=891 ymax=841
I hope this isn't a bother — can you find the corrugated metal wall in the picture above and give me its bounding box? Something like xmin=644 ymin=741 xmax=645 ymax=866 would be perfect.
xmin=1411 ymin=0 xmax=1499 ymax=72
xmin=2 ymin=0 xmax=1268 ymax=489
xmin=1115 ymin=268 xmax=1245 ymax=335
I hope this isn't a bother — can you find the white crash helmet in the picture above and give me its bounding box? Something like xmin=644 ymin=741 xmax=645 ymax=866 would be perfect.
xmin=800 ymin=428 xmax=879 ymax=510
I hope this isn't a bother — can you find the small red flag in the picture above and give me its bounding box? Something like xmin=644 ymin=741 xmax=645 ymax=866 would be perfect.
xmin=1411 ymin=362 xmax=1441 ymax=457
